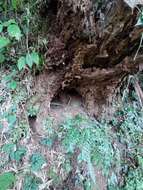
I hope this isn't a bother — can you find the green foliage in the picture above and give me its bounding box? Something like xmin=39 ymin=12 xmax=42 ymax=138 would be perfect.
xmin=31 ymin=51 xmax=40 ymax=65
xmin=83 ymin=179 xmax=94 ymax=190
xmin=0 ymin=67 xmax=143 ymax=190
xmin=11 ymin=0 xmax=22 ymax=10
xmin=7 ymin=23 xmax=22 ymax=40
xmin=2 ymin=143 xmax=27 ymax=162
xmin=0 ymin=20 xmax=21 ymax=41
xmin=40 ymin=138 xmax=54 ymax=149
xmin=0 ymin=2 xmax=143 ymax=188
xmin=1 ymin=110 xmax=17 ymax=129
xmin=0 ymin=53 xmax=5 ymax=63
xmin=10 ymin=147 xmax=27 ymax=162
xmin=116 ymin=105 xmax=143 ymax=146
xmin=0 ymin=172 xmax=16 ymax=190
xmin=0 ymin=4 xmax=41 ymax=71
xmin=48 ymin=167 xmax=61 ymax=185
xmin=23 ymin=174 xmax=42 ymax=190
xmin=26 ymin=53 xmax=33 ymax=68
xmin=27 ymin=104 xmax=40 ymax=117
xmin=123 ymin=168 xmax=143 ymax=190
xmin=115 ymin=104 xmax=143 ymax=190
xmin=30 ymin=153 xmax=46 ymax=171
xmin=0 ymin=37 xmax=10 ymax=49
xmin=17 ymin=52 xmax=40 ymax=70
xmin=7 ymin=80 xmax=17 ymax=90
xmin=2 ymin=143 xmax=15 ymax=155
xmin=59 ymin=105 xmax=143 ymax=189
xmin=2 ymin=69 xmax=18 ymax=91
xmin=17 ymin=56 xmax=26 ymax=70
xmin=0 ymin=19 xmax=22 ymax=66
xmin=43 ymin=116 xmax=55 ymax=136
xmin=10 ymin=124 xmax=28 ymax=143
xmin=3 ymin=19 xmax=17 ymax=27
xmin=60 ymin=115 xmax=115 ymax=184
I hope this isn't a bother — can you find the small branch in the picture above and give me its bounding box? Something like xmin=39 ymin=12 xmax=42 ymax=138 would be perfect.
xmin=134 ymin=33 xmax=143 ymax=61
xmin=134 ymin=79 xmax=143 ymax=107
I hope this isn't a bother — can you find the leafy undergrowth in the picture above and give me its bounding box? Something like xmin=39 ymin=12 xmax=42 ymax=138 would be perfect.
xmin=1 ymin=1 xmax=143 ymax=190
xmin=0 ymin=67 xmax=143 ymax=190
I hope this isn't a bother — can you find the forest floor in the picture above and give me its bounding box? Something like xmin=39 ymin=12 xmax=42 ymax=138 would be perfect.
xmin=0 ymin=66 xmax=143 ymax=190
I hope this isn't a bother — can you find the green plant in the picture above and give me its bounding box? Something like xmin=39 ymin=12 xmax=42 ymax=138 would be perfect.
xmin=10 ymin=147 xmax=27 ymax=162
xmin=43 ymin=116 xmax=55 ymax=136
xmin=0 ymin=37 xmax=10 ymax=49
xmin=30 ymin=153 xmax=46 ymax=171
xmin=122 ymin=168 xmax=143 ymax=190
xmin=48 ymin=167 xmax=61 ymax=186
xmin=0 ymin=19 xmax=22 ymax=65
xmin=2 ymin=143 xmax=27 ymax=162
xmin=0 ymin=2 xmax=143 ymax=188
xmin=23 ymin=174 xmax=42 ymax=190
xmin=0 ymin=172 xmax=16 ymax=190
xmin=17 ymin=51 xmax=40 ymax=70
xmin=60 ymin=115 xmax=115 ymax=185
xmin=40 ymin=137 xmax=54 ymax=149
xmin=2 ymin=143 xmax=15 ymax=155
xmin=0 ymin=8 xmax=41 ymax=71
xmin=109 ymin=102 xmax=143 ymax=189
xmin=11 ymin=0 xmax=23 ymax=11
xmin=7 ymin=22 xmax=22 ymax=40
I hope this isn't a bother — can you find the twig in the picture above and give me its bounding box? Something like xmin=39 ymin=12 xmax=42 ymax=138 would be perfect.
xmin=134 ymin=33 xmax=143 ymax=61
xmin=134 ymin=79 xmax=143 ymax=107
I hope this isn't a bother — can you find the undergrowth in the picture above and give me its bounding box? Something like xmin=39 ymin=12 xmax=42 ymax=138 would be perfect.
xmin=0 ymin=64 xmax=143 ymax=189
xmin=0 ymin=1 xmax=143 ymax=190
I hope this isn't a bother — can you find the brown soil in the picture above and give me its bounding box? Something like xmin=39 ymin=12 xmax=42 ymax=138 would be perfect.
xmin=26 ymin=80 xmax=107 ymax=190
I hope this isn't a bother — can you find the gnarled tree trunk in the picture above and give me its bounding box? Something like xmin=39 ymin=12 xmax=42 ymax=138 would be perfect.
xmin=35 ymin=0 xmax=143 ymax=123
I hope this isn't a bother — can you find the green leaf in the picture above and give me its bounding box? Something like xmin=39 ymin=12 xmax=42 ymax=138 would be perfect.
xmin=26 ymin=53 xmax=33 ymax=68
xmin=40 ymin=138 xmax=53 ymax=148
xmin=0 ymin=172 xmax=16 ymax=190
xmin=3 ymin=19 xmax=16 ymax=27
xmin=0 ymin=53 xmax=5 ymax=63
xmin=17 ymin=56 xmax=26 ymax=70
xmin=138 ymin=155 xmax=143 ymax=169
xmin=10 ymin=147 xmax=27 ymax=162
xmin=0 ymin=37 xmax=10 ymax=49
xmin=23 ymin=175 xmax=41 ymax=190
xmin=7 ymin=114 xmax=17 ymax=128
xmin=11 ymin=0 xmax=19 ymax=10
xmin=31 ymin=52 xmax=40 ymax=65
xmin=30 ymin=153 xmax=46 ymax=171
xmin=7 ymin=24 xmax=21 ymax=40
xmin=2 ymin=143 xmax=15 ymax=155
xmin=8 ymin=80 xmax=17 ymax=90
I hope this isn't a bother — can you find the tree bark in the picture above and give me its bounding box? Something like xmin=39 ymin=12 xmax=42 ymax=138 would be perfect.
xmin=35 ymin=0 xmax=143 ymax=119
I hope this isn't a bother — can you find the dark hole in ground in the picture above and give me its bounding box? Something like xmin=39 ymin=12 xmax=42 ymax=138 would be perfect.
xmin=82 ymin=55 xmax=110 ymax=69
xmin=40 ymin=0 xmax=59 ymax=17
xmin=50 ymin=88 xmax=83 ymax=109
xmin=47 ymin=0 xmax=59 ymax=15
xmin=28 ymin=115 xmax=37 ymax=133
